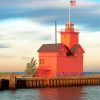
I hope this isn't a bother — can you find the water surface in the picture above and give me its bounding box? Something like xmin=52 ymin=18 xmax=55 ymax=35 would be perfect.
xmin=0 ymin=86 xmax=100 ymax=100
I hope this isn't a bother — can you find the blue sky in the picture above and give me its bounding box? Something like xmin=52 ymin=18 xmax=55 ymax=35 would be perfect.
xmin=0 ymin=0 xmax=100 ymax=72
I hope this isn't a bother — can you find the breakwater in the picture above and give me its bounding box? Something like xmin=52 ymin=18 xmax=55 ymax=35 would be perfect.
xmin=0 ymin=75 xmax=100 ymax=90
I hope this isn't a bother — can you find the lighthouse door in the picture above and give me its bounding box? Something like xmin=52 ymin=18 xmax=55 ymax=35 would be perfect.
xmin=44 ymin=70 xmax=51 ymax=78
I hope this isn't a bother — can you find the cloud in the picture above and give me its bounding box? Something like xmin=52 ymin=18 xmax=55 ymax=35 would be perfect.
xmin=0 ymin=19 xmax=39 ymax=41
xmin=0 ymin=18 xmax=56 ymax=41
xmin=0 ymin=35 xmax=5 ymax=40
xmin=39 ymin=34 xmax=51 ymax=40
xmin=33 ymin=4 xmax=100 ymax=32
xmin=85 ymin=43 xmax=100 ymax=48
xmin=0 ymin=44 xmax=11 ymax=48
xmin=21 ymin=56 xmax=31 ymax=60
xmin=0 ymin=0 xmax=98 ymax=9
xmin=0 ymin=0 xmax=67 ymax=9
xmin=0 ymin=0 xmax=100 ymax=32
xmin=0 ymin=53 xmax=15 ymax=58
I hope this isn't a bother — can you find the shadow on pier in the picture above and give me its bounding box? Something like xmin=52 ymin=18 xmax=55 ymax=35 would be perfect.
xmin=0 ymin=79 xmax=9 ymax=90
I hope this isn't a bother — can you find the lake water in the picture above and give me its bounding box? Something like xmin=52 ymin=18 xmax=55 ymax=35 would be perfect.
xmin=0 ymin=86 xmax=100 ymax=100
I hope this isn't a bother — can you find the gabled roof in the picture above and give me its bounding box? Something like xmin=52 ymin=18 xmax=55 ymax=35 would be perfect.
xmin=71 ymin=44 xmax=85 ymax=53
xmin=37 ymin=43 xmax=85 ymax=55
xmin=37 ymin=43 xmax=61 ymax=52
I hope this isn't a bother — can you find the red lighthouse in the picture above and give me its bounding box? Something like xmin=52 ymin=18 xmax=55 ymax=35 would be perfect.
xmin=36 ymin=21 xmax=85 ymax=78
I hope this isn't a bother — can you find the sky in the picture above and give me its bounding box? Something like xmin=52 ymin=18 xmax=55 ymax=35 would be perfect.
xmin=0 ymin=0 xmax=100 ymax=72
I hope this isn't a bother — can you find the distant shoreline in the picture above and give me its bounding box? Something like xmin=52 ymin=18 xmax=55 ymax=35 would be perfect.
xmin=0 ymin=72 xmax=23 ymax=79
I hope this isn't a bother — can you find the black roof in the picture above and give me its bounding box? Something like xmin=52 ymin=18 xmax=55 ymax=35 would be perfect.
xmin=38 ymin=43 xmax=84 ymax=54
xmin=71 ymin=44 xmax=85 ymax=53
xmin=37 ymin=43 xmax=61 ymax=52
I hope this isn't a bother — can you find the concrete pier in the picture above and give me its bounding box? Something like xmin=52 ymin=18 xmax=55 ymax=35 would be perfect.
xmin=17 ymin=78 xmax=45 ymax=89
xmin=1 ymin=75 xmax=100 ymax=90
xmin=49 ymin=76 xmax=100 ymax=87
xmin=9 ymin=74 xmax=16 ymax=90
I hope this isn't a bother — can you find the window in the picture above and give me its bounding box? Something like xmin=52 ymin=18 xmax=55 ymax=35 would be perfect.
xmin=71 ymin=59 xmax=78 ymax=63
xmin=40 ymin=59 xmax=44 ymax=64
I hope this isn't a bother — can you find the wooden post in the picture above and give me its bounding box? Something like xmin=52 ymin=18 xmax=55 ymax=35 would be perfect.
xmin=97 ymin=78 xmax=99 ymax=85
xmin=45 ymin=79 xmax=49 ymax=87
xmin=75 ymin=77 xmax=77 ymax=86
xmin=84 ymin=77 xmax=86 ymax=85
xmin=69 ymin=78 xmax=72 ymax=86
xmin=40 ymin=79 xmax=44 ymax=88
xmin=50 ymin=79 xmax=54 ymax=87
xmin=36 ymin=79 xmax=40 ymax=88
xmin=60 ymin=79 xmax=63 ymax=86
xmin=0 ymin=79 xmax=1 ymax=90
xmin=29 ymin=79 xmax=33 ymax=88
xmin=54 ymin=79 xmax=57 ymax=87
xmin=26 ymin=79 xmax=29 ymax=88
xmin=98 ymin=77 xmax=100 ymax=85
xmin=57 ymin=79 xmax=60 ymax=87
xmin=66 ymin=78 xmax=69 ymax=86
xmin=63 ymin=79 xmax=66 ymax=86
xmin=9 ymin=73 xmax=16 ymax=90
xmin=72 ymin=78 xmax=75 ymax=86
xmin=85 ymin=77 xmax=88 ymax=85
xmin=33 ymin=80 xmax=37 ymax=88
xmin=80 ymin=78 xmax=83 ymax=86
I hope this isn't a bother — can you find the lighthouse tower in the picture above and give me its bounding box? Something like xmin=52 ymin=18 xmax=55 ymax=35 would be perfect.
xmin=61 ymin=22 xmax=79 ymax=48
xmin=36 ymin=21 xmax=85 ymax=78
xmin=36 ymin=0 xmax=85 ymax=78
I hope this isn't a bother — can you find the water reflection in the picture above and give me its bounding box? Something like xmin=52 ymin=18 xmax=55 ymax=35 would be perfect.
xmin=39 ymin=87 xmax=84 ymax=100
xmin=1 ymin=86 xmax=100 ymax=100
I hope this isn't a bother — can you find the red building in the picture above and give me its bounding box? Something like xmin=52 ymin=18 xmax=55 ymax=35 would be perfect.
xmin=36 ymin=22 xmax=85 ymax=78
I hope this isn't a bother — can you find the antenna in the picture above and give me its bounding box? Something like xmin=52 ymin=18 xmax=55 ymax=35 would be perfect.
xmin=55 ymin=21 xmax=57 ymax=44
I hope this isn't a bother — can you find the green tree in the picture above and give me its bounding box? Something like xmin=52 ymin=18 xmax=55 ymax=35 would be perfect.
xmin=24 ymin=57 xmax=37 ymax=76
